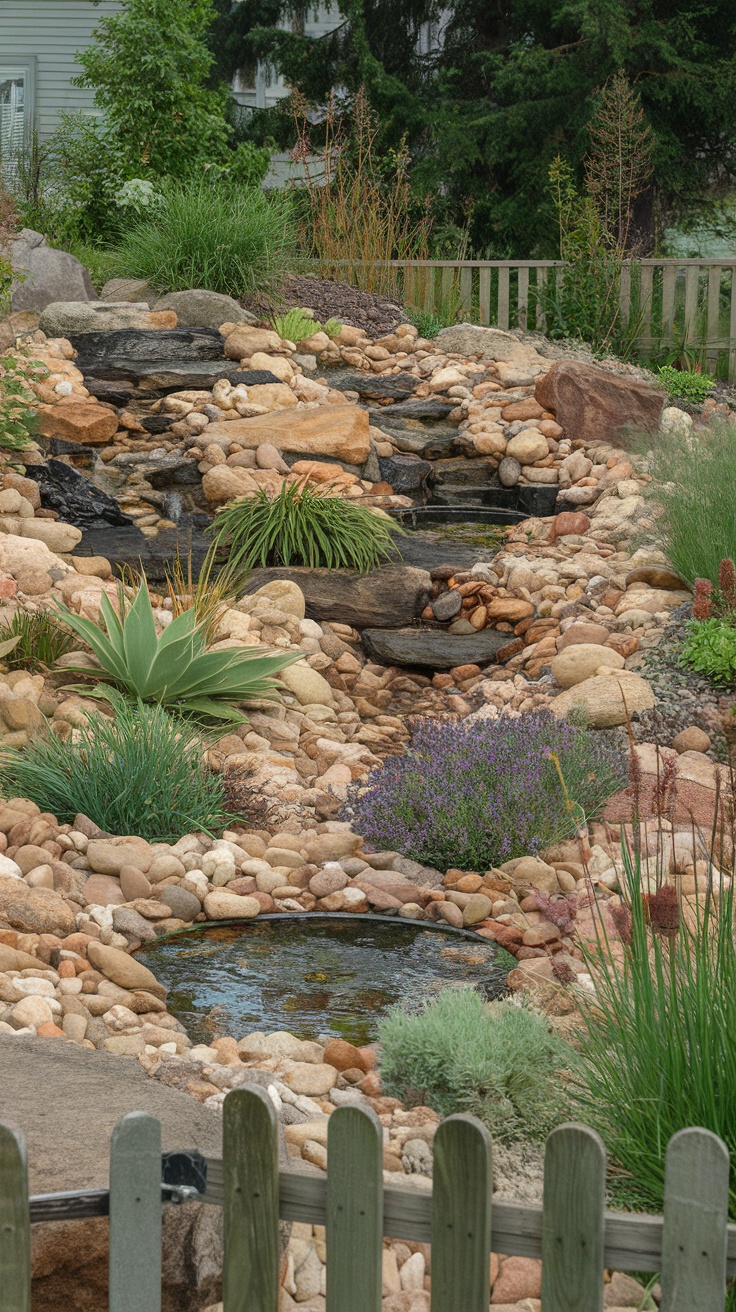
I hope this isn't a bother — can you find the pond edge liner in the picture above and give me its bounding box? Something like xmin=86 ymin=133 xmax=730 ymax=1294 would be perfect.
xmin=134 ymin=910 xmax=514 ymax=959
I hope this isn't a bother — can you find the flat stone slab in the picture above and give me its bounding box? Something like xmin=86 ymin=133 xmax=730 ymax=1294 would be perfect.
xmin=71 ymin=326 xmax=225 ymax=362
xmin=370 ymin=397 xmax=456 ymax=421
xmin=245 ymin=564 xmax=430 ymax=630
xmin=78 ymin=361 xmax=282 ymax=391
xmin=362 ymin=626 xmax=508 ymax=669
xmin=325 ymin=368 xmax=419 ymax=401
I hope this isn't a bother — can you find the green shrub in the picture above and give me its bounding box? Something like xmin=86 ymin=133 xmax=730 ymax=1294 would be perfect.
xmin=378 ymin=987 xmax=572 ymax=1142
xmin=271 ymin=307 xmax=342 ymax=343
xmin=656 ymin=365 xmax=715 ymax=404
xmin=56 ymin=578 xmax=301 ymax=722
xmin=643 ymin=418 xmax=736 ymax=585
xmin=0 ymin=610 xmax=76 ymax=673
xmin=112 ymin=178 xmax=295 ymax=296
xmin=0 ymin=354 xmax=44 ymax=453
xmin=0 ymin=694 xmax=234 ymax=843
xmin=207 ymin=482 xmax=403 ymax=576
xmin=574 ymin=834 xmax=736 ymax=1218
xmin=679 ymin=617 xmax=736 ymax=685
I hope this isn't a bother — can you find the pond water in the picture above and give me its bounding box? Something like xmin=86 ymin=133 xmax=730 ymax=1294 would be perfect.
xmin=138 ymin=917 xmax=511 ymax=1047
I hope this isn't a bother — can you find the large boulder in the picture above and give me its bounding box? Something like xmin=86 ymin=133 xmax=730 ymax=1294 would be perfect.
xmin=0 ymin=875 xmax=75 ymax=935
xmin=549 ymin=670 xmax=655 ymax=727
xmin=39 ymin=301 xmax=177 ymax=337
xmin=535 ymin=361 xmax=666 ymax=444
xmin=10 ymin=230 xmax=97 ymax=313
xmin=204 ymin=405 xmax=371 ymax=466
xmin=152 ymin=289 xmax=257 ymax=328
xmin=433 ymin=325 xmax=547 ymax=372
xmin=550 ymin=643 xmax=625 ymax=689
xmin=37 ymin=397 xmax=120 ymax=446
xmin=246 ymin=565 xmax=431 ymax=630
xmin=362 ymin=626 xmax=508 ymax=669
xmin=71 ymin=326 xmax=224 ymax=363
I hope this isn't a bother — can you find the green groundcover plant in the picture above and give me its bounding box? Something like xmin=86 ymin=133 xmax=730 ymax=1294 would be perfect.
xmin=378 ymin=987 xmax=572 ymax=1142
xmin=0 ymin=693 xmax=234 ymax=843
xmin=271 ymin=307 xmax=342 ymax=343
xmin=0 ymin=354 xmax=44 ymax=453
xmin=0 ymin=609 xmax=76 ymax=673
xmin=113 ymin=178 xmax=295 ymax=296
xmin=656 ymin=365 xmax=715 ymax=405
xmin=642 ymin=419 xmax=736 ymax=586
xmin=207 ymin=482 xmax=403 ymax=576
xmin=574 ymin=821 xmax=736 ymax=1220
xmin=680 ymin=617 xmax=736 ymax=685
xmin=55 ymin=578 xmax=300 ymax=721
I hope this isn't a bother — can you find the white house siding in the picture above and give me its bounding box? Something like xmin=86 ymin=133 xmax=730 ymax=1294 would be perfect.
xmin=0 ymin=0 xmax=123 ymax=141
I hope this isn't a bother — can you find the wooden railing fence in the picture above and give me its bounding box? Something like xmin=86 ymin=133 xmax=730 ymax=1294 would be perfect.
xmin=320 ymin=258 xmax=736 ymax=381
xmin=1 ymin=1087 xmax=734 ymax=1311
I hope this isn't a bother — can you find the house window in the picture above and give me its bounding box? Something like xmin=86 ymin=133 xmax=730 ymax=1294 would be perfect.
xmin=0 ymin=60 xmax=35 ymax=171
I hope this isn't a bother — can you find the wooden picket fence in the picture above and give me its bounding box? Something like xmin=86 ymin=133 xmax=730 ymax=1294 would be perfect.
xmin=319 ymin=257 xmax=736 ymax=381
xmin=2 ymin=1087 xmax=735 ymax=1311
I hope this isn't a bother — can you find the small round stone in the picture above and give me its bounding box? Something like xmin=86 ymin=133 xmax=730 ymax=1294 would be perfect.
xmin=672 ymin=726 xmax=711 ymax=754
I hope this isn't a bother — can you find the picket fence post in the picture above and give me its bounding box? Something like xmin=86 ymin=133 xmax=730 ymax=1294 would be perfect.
xmin=661 ymin=1127 xmax=729 ymax=1312
xmin=0 ymin=1123 xmax=31 ymax=1312
xmin=541 ymin=1123 xmax=606 ymax=1312
xmin=326 ymin=1105 xmax=383 ymax=1312
xmin=109 ymin=1112 xmax=162 ymax=1312
xmin=223 ymin=1086 xmax=280 ymax=1312
xmin=430 ymin=1113 xmax=493 ymax=1312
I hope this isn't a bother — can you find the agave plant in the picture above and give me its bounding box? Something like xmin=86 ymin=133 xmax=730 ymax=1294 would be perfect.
xmin=207 ymin=481 xmax=403 ymax=577
xmin=55 ymin=579 xmax=301 ymax=722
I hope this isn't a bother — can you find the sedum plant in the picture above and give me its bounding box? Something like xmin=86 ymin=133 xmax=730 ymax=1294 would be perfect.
xmin=207 ymin=481 xmax=403 ymax=577
xmin=271 ymin=307 xmax=342 ymax=343
xmin=55 ymin=578 xmax=300 ymax=721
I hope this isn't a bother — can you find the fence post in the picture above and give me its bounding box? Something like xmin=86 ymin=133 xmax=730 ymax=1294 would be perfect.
xmin=430 ymin=1113 xmax=493 ymax=1312
xmin=541 ymin=1123 xmax=605 ymax=1312
xmin=109 ymin=1112 xmax=162 ymax=1312
xmin=223 ymin=1087 xmax=280 ymax=1312
xmin=660 ymin=1127 xmax=729 ymax=1312
xmin=326 ymin=1105 xmax=383 ymax=1312
xmin=497 ymin=268 xmax=510 ymax=330
xmin=0 ymin=1124 xmax=30 ymax=1312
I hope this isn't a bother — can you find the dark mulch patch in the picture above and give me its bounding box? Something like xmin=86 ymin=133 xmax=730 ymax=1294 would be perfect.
xmin=243 ymin=276 xmax=408 ymax=339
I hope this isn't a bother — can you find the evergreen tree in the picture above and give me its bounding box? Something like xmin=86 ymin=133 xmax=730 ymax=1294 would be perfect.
xmin=212 ymin=0 xmax=736 ymax=256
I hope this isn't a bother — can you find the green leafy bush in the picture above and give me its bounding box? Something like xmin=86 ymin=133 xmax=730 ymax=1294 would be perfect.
xmin=656 ymin=365 xmax=715 ymax=403
xmin=113 ymin=178 xmax=295 ymax=296
xmin=0 ymin=354 xmax=44 ymax=453
xmin=207 ymin=482 xmax=403 ymax=576
xmin=679 ymin=617 xmax=736 ymax=685
xmin=56 ymin=578 xmax=300 ymax=721
xmin=0 ymin=694 xmax=234 ymax=843
xmin=643 ymin=419 xmax=736 ymax=585
xmin=574 ymin=833 xmax=736 ymax=1217
xmin=271 ymin=307 xmax=342 ymax=343
xmin=378 ymin=987 xmax=571 ymax=1141
xmin=0 ymin=610 xmax=76 ymax=673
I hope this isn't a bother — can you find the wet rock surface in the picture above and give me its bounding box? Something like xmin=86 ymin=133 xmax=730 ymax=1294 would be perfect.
xmin=25 ymin=459 xmax=134 ymax=530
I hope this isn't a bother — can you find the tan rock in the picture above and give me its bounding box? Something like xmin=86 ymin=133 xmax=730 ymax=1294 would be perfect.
xmin=250 ymin=580 xmax=306 ymax=620
xmin=243 ymin=382 xmax=298 ymax=411
xmin=485 ymin=597 xmax=535 ymax=624
xmin=506 ymin=857 xmax=559 ymax=896
xmin=37 ymin=398 xmax=119 ymax=446
xmin=19 ymin=519 xmax=82 ymax=553
xmin=550 ymin=643 xmax=625 ymax=689
xmin=506 ymin=430 xmax=548 ymax=465
xmin=203 ymin=405 xmax=370 ymax=466
xmin=86 ymin=941 xmax=167 ymax=998
xmin=203 ymin=890 xmax=261 ymax=919
xmin=672 ymin=726 xmax=711 ymax=754
xmin=279 ymin=662 xmax=334 ymax=706
xmin=550 ymin=670 xmax=655 ymax=728
xmin=223 ymin=326 xmax=284 ymax=359
xmin=87 ymin=840 xmax=152 ymax=876
xmin=281 ymin=1061 xmax=338 ymax=1096
xmin=0 ymin=875 xmax=75 ymax=935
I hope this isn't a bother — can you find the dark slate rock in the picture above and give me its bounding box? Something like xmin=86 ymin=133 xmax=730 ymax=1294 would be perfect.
xmin=244 ymin=565 xmax=431 ymax=630
xmin=24 ymin=459 xmax=134 ymax=530
xmin=79 ymin=361 xmax=282 ymax=391
xmin=71 ymin=326 xmax=224 ymax=363
xmin=76 ymin=526 xmax=210 ymax=582
xmin=325 ymin=368 xmax=418 ymax=401
xmin=429 ymin=456 xmax=497 ymax=487
xmin=362 ymin=626 xmax=508 ymax=670
xmin=140 ymin=415 xmax=176 ymax=434
xmin=378 ymin=454 xmax=431 ymax=494
xmin=430 ymin=589 xmax=463 ymax=621
xmin=372 ymin=397 xmax=456 ymax=421
xmin=143 ymin=455 xmax=201 ymax=489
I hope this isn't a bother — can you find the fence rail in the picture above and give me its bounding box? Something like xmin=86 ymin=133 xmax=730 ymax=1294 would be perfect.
xmin=321 ymin=257 xmax=736 ymax=381
xmin=2 ymin=1091 xmax=734 ymax=1310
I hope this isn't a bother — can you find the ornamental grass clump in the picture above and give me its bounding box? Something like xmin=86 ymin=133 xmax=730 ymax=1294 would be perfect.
xmin=0 ymin=694 xmax=234 ymax=843
xmin=643 ymin=419 xmax=736 ymax=586
xmin=207 ymin=482 xmax=403 ymax=577
xmin=574 ymin=809 xmax=736 ymax=1219
xmin=378 ymin=987 xmax=572 ymax=1142
xmin=346 ymin=711 xmax=626 ymax=872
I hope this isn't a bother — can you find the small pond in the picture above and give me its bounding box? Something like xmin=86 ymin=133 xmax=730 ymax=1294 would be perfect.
xmin=138 ymin=916 xmax=511 ymax=1047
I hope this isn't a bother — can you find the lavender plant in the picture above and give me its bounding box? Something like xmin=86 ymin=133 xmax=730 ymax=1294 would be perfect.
xmin=346 ymin=712 xmax=626 ymax=872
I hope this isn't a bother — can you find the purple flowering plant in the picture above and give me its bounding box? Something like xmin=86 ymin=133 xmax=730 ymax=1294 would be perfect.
xmin=346 ymin=711 xmax=626 ymax=872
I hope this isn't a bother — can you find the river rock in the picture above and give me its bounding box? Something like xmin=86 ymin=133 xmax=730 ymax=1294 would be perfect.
xmin=152 ymin=290 xmax=256 ymax=328
xmin=246 ymin=566 xmax=430 ymax=630
xmin=36 ymin=398 xmax=119 ymax=447
xmin=0 ymin=943 xmax=50 ymax=971
xmin=86 ymin=942 xmax=167 ymax=998
xmin=279 ymin=663 xmax=334 ymax=707
xmin=203 ymin=404 xmax=371 ymax=466
xmin=10 ymin=230 xmax=97 ymax=313
xmin=362 ymin=627 xmax=508 ymax=669
xmin=431 ymin=590 xmax=463 ymax=621
xmin=280 ymin=1062 xmax=337 ymax=1096
xmin=535 ymin=361 xmax=666 ymax=443
xmin=506 ymin=430 xmax=548 ymax=465
xmin=87 ymin=840 xmax=153 ymax=876
xmin=157 ymin=886 xmax=201 ymax=921
xmin=550 ymin=670 xmax=655 ymax=727
xmin=550 ymin=643 xmax=625 ymax=689
xmin=203 ymin=891 xmax=261 ymax=920
xmin=0 ymin=876 xmax=75 ymax=935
